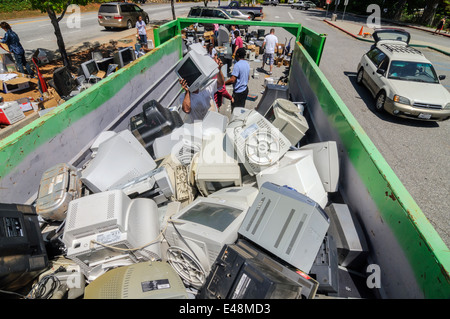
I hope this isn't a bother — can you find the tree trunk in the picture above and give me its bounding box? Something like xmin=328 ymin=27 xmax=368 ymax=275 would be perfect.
xmin=171 ymin=0 xmax=176 ymax=20
xmin=47 ymin=6 xmax=71 ymax=69
xmin=420 ymin=0 xmax=440 ymax=26
xmin=392 ymin=0 xmax=407 ymax=21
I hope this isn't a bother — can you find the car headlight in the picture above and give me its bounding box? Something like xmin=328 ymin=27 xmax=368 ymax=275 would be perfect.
xmin=445 ymin=103 xmax=450 ymax=109
xmin=393 ymin=95 xmax=411 ymax=105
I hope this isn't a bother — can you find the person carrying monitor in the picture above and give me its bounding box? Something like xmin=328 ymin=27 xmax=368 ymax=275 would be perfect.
xmin=261 ymin=28 xmax=278 ymax=75
xmin=179 ymin=56 xmax=225 ymax=122
xmin=225 ymin=47 xmax=250 ymax=110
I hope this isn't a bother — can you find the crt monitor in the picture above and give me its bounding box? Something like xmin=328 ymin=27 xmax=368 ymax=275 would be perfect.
xmin=164 ymin=186 xmax=259 ymax=289
xmin=114 ymin=47 xmax=136 ymax=68
xmin=62 ymin=190 xmax=161 ymax=280
xmin=81 ymin=59 xmax=99 ymax=79
xmin=81 ymin=129 xmax=157 ymax=193
xmin=175 ymin=49 xmax=219 ymax=93
xmin=256 ymin=149 xmax=328 ymax=209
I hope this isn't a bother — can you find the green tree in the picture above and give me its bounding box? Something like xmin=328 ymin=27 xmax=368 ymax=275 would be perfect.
xmin=29 ymin=0 xmax=92 ymax=69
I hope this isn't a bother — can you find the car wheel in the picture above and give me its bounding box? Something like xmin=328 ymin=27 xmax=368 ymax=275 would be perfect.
xmin=375 ymin=91 xmax=386 ymax=112
xmin=356 ymin=68 xmax=364 ymax=86
xmin=127 ymin=20 xmax=133 ymax=29
xmin=145 ymin=16 xmax=149 ymax=24
xmin=249 ymin=12 xmax=255 ymax=20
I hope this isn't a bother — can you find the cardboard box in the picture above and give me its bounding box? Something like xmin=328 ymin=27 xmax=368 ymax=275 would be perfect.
xmin=0 ymin=73 xmax=31 ymax=94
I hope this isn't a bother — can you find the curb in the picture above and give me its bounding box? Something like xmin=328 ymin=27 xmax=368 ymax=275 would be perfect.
xmin=323 ymin=19 xmax=450 ymax=57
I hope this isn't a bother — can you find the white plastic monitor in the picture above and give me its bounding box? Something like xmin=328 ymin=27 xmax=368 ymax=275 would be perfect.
xmin=114 ymin=47 xmax=136 ymax=68
xmin=299 ymin=141 xmax=339 ymax=193
xmin=217 ymin=25 xmax=230 ymax=46
xmin=62 ymin=190 xmax=161 ymax=279
xmin=80 ymin=59 xmax=99 ymax=79
xmin=225 ymin=110 xmax=291 ymax=176
xmin=270 ymin=99 xmax=309 ymax=147
xmin=256 ymin=150 xmax=328 ymax=208
xmin=81 ymin=129 xmax=157 ymax=193
xmin=175 ymin=49 xmax=219 ymax=93
xmin=164 ymin=186 xmax=258 ymax=288
xmin=89 ymin=130 xmax=117 ymax=157
xmin=238 ymin=182 xmax=330 ymax=273
xmin=191 ymin=132 xmax=242 ymax=197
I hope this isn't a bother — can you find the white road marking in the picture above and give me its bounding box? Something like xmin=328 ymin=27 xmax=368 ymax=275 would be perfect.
xmin=288 ymin=12 xmax=294 ymax=20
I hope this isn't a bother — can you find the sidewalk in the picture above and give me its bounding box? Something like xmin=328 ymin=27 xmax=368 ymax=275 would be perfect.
xmin=323 ymin=18 xmax=450 ymax=56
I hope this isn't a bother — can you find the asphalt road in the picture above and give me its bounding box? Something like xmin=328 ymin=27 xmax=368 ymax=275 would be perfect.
xmin=4 ymin=3 xmax=449 ymax=246
xmin=7 ymin=2 xmax=194 ymax=55
xmin=268 ymin=5 xmax=450 ymax=247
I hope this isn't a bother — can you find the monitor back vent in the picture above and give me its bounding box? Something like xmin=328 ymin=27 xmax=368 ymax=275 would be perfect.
xmin=107 ymin=192 xmax=116 ymax=220
xmin=67 ymin=202 xmax=78 ymax=230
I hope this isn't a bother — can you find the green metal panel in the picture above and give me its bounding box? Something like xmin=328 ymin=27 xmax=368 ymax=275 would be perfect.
xmin=298 ymin=27 xmax=326 ymax=65
xmin=0 ymin=36 xmax=183 ymax=181
xmin=291 ymin=43 xmax=450 ymax=299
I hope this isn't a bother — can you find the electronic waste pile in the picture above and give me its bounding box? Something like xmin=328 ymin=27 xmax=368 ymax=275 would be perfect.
xmin=0 ymin=92 xmax=374 ymax=299
xmin=0 ymin=30 xmax=374 ymax=299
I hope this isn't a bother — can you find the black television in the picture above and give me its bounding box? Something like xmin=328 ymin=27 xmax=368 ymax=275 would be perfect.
xmin=0 ymin=203 xmax=48 ymax=293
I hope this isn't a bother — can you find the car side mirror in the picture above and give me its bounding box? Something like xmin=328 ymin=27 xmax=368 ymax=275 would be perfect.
xmin=439 ymin=75 xmax=446 ymax=80
xmin=376 ymin=69 xmax=386 ymax=76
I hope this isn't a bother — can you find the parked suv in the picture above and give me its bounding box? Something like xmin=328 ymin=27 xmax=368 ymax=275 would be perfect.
xmin=356 ymin=29 xmax=450 ymax=121
xmin=291 ymin=1 xmax=311 ymax=10
xmin=98 ymin=2 xmax=149 ymax=30
xmin=187 ymin=6 xmax=248 ymax=31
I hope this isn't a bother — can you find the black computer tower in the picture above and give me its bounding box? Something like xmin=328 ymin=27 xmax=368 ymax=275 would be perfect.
xmin=130 ymin=100 xmax=183 ymax=158
xmin=0 ymin=203 xmax=48 ymax=292
xmin=309 ymin=234 xmax=339 ymax=294
xmin=198 ymin=240 xmax=319 ymax=299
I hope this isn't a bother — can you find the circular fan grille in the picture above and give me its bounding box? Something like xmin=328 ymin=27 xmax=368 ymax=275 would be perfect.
xmin=166 ymin=246 xmax=206 ymax=289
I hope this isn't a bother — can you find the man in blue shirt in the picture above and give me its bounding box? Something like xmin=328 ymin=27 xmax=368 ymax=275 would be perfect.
xmin=0 ymin=22 xmax=34 ymax=77
xmin=225 ymin=48 xmax=249 ymax=110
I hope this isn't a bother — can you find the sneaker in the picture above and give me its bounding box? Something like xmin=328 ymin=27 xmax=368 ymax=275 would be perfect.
xmin=268 ymin=71 xmax=272 ymax=75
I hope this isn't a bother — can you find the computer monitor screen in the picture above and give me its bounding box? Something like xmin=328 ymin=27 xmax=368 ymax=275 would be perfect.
xmin=175 ymin=50 xmax=219 ymax=93
xmin=81 ymin=59 xmax=98 ymax=79
xmin=178 ymin=201 xmax=243 ymax=232
xmin=120 ymin=47 xmax=134 ymax=66
xmin=177 ymin=56 xmax=203 ymax=87
xmin=164 ymin=186 xmax=258 ymax=288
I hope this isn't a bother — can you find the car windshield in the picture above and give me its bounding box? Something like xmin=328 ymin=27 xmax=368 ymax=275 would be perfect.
xmin=388 ymin=60 xmax=439 ymax=84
